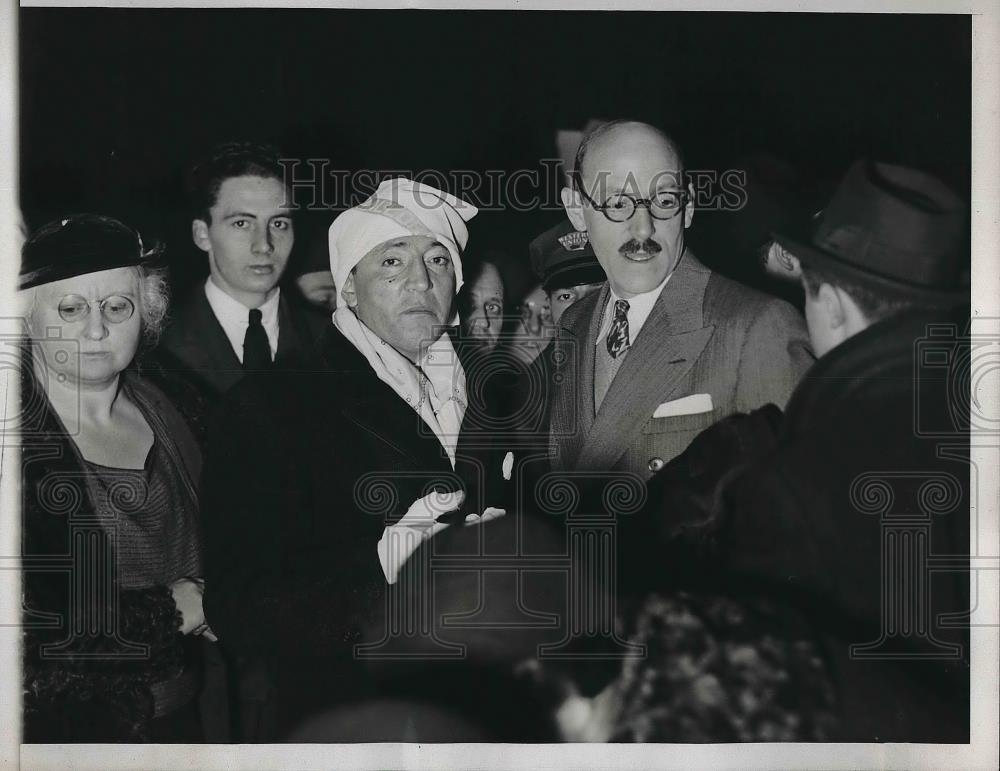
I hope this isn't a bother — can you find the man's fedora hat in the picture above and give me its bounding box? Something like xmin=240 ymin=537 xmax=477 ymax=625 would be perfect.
xmin=775 ymin=160 xmax=967 ymax=304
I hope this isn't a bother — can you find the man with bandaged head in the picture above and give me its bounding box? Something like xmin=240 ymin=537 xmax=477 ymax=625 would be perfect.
xmin=200 ymin=179 xmax=509 ymax=737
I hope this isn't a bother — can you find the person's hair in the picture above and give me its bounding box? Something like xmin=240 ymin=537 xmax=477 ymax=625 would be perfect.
xmin=137 ymin=265 xmax=170 ymax=348
xmin=20 ymin=265 xmax=170 ymax=351
xmin=572 ymin=119 xmax=687 ymax=195
xmin=187 ymin=141 xmax=288 ymax=224
xmin=458 ymin=259 xmax=505 ymax=303
xmin=800 ymin=265 xmax=926 ymax=324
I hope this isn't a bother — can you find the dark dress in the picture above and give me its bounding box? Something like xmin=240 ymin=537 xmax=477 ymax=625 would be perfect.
xmin=21 ymin=361 xmax=207 ymax=743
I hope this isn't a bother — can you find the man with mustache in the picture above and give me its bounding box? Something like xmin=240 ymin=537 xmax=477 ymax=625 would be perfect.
xmin=548 ymin=120 xmax=813 ymax=477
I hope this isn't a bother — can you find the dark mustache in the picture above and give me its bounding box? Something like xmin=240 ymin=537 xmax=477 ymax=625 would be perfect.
xmin=619 ymin=239 xmax=662 ymax=257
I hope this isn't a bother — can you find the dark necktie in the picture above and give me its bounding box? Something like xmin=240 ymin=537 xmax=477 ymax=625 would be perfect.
xmin=606 ymin=299 xmax=631 ymax=359
xmin=243 ymin=308 xmax=272 ymax=371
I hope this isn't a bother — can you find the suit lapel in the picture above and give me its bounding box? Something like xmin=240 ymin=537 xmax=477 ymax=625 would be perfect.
xmin=341 ymin=393 xmax=455 ymax=472
xmin=574 ymin=328 xmax=713 ymax=471
xmin=550 ymin=284 xmax=607 ymax=470
xmin=170 ymin=289 xmax=244 ymax=395
xmin=275 ymin=296 xmax=324 ymax=366
xmin=325 ymin=332 xmax=455 ymax=474
xmin=573 ymin=252 xmax=715 ymax=471
xmin=275 ymin=296 xmax=301 ymax=364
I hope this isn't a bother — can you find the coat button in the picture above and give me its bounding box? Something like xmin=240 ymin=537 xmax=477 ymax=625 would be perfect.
xmin=648 ymin=457 xmax=665 ymax=473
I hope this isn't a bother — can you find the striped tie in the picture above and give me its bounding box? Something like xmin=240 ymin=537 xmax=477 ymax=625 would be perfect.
xmin=606 ymin=299 xmax=630 ymax=359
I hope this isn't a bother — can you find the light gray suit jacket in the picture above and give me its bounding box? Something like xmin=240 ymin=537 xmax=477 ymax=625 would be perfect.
xmin=548 ymin=251 xmax=813 ymax=478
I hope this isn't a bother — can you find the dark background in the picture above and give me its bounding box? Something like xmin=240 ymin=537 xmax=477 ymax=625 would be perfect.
xmin=19 ymin=9 xmax=971 ymax=297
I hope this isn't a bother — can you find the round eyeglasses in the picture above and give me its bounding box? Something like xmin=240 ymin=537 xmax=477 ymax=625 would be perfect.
xmin=57 ymin=295 xmax=136 ymax=324
xmin=580 ymin=189 xmax=690 ymax=223
xmin=574 ymin=172 xmax=690 ymax=223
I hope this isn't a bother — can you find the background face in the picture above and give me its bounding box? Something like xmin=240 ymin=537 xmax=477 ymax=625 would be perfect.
xmin=461 ymin=262 xmax=505 ymax=349
xmin=195 ymin=175 xmax=294 ymax=307
xmin=346 ymin=235 xmax=456 ymax=361
xmin=514 ymin=284 xmax=554 ymax=338
xmin=296 ymin=270 xmax=338 ymax=312
xmin=548 ymin=281 xmax=604 ymax=325
xmin=27 ymin=267 xmax=143 ymax=388
xmin=577 ymin=125 xmax=693 ymax=298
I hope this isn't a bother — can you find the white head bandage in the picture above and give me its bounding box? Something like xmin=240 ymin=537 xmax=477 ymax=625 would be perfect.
xmin=328 ymin=177 xmax=478 ymax=301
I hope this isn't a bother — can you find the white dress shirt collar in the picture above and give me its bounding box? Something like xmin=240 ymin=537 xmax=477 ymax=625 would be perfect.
xmin=596 ymin=270 xmax=673 ymax=346
xmin=203 ymin=278 xmax=281 ymax=363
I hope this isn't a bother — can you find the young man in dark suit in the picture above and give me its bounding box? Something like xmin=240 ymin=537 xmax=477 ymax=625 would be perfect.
xmin=157 ymin=141 xmax=324 ymax=402
xmin=155 ymin=142 xmax=326 ymax=740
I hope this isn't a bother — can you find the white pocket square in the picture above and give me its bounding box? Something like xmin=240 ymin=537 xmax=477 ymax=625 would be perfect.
xmin=652 ymin=393 xmax=714 ymax=419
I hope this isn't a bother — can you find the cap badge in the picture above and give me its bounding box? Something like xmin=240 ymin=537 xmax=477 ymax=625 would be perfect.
xmin=557 ymin=230 xmax=590 ymax=251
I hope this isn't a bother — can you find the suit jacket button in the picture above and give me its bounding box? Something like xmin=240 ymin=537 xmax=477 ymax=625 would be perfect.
xmin=648 ymin=457 xmax=665 ymax=472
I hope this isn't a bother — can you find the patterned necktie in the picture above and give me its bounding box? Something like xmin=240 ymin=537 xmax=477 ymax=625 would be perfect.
xmin=606 ymin=299 xmax=631 ymax=359
xmin=243 ymin=308 xmax=272 ymax=371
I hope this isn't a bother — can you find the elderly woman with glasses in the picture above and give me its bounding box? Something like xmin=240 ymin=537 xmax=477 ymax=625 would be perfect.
xmin=19 ymin=215 xmax=213 ymax=742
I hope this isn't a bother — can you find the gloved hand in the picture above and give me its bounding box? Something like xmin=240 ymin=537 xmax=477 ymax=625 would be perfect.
xmin=467 ymin=507 xmax=506 ymax=525
xmin=377 ymin=490 xmax=506 ymax=584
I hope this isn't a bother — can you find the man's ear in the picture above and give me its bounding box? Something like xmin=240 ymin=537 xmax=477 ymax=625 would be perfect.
xmin=683 ymin=180 xmax=696 ymax=230
xmin=341 ymin=273 xmax=358 ymax=309
xmin=561 ymin=186 xmax=588 ymax=232
xmin=191 ymin=219 xmax=211 ymax=254
xmin=817 ymin=282 xmax=847 ymax=329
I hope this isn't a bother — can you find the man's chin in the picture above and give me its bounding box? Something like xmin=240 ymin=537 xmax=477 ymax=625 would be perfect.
xmin=404 ymin=320 xmax=449 ymax=347
xmin=612 ymin=265 xmax=671 ymax=296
